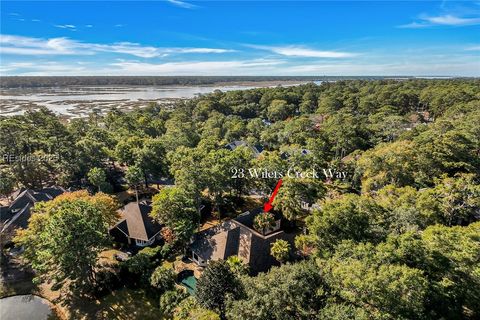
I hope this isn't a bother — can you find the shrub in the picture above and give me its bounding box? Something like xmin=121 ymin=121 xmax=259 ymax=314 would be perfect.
xmin=92 ymin=269 xmax=121 ymax=297
xmin=120 ymin=253 xmax=154 ymax=288
xmin=150 ymin=266 xmax=175 ymax=293
xmin=160 ymin=289 xmax=188 ymax=318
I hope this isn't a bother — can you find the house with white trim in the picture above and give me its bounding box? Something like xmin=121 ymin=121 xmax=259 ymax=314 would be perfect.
xmin=0 ymin=186 xmax=65 ymax=245
xmin=109 ymin=201 xmax=162 ymax=247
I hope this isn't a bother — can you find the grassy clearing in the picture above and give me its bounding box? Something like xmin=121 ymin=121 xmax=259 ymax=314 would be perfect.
xmin=94 ymin=289 xmax=160 ymax=320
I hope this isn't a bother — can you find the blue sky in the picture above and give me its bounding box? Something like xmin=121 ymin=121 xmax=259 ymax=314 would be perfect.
xmin=1 ymin=1 xmax=479 ymax=76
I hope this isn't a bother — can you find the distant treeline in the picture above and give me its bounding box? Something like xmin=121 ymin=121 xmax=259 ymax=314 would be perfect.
xmin=1 ymin=75 xmax=405 ymax=88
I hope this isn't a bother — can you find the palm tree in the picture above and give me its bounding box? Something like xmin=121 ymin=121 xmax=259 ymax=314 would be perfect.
xmin=270 ymin=239 xmax=291 ymax=263
xmin=253 ymin=212 xmax=276 ymax=235
xmin=226 ymin=255 xmax=249 ymax=275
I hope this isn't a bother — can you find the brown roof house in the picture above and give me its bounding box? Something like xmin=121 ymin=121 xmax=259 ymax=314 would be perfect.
xmin=189 ymin=208 xmax=294 ymax=274
xmin=0 ymin=186 xmax=65 ymax=245
xmin=109 ymin=201 xmax=162 ymax=247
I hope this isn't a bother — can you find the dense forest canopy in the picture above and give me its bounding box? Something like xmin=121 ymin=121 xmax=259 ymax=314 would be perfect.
xmin=3 ymin=78 xmax=480 ymax=319
xmin=1 ymin=75 xmax=413 ymax=88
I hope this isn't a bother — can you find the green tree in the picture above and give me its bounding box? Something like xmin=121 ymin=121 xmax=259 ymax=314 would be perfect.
xmin=87 ymin=167 xmax=107 ymax=192
xmin=322 ymin=110 xmax=369 ymax=159
xmin=121 ymin=251 xmax=154 ymax=287
xmin=226 ymin=146 xmax=255 ymax=198
xmin=420 ymin=223 xmax=480 ymax=318
xmin=196 ymin=260 xmax=242 ymax=316
xmin=150 ymin=266 xmax=175 ymax=293
xmin=267 ymin=99 xmax=295 ymax=122
xmin=161 ymin=113 xmax=200 ymax=152
xmin=357 ymin=139 xmax=417 ymax=192
xmin=126 ymin=165 xmax=144 ymax=201
xmin=0 ymin=167 xmax=16 ymax=199
xmin=321 ymin=244 xmax=428 ymax=319
xmin=168 ymin=146 xmax=209 ymax=212
xmin=226 ymin=261 xmax=325 ymax=320
xmin=273 ymin=177 xmax=324 ymax=221
xmin=115 ymin=136 xmax=143 ymax=166
xmin=136 ymin=138 xmax=167 ymax=187
xmin=416 ymin=173 xmax=480 ymax=226
xmin=318 ymin=303 xmax=369 ymax=320
xmin=160 ymin=289 xmax=189 ymax=319
xmin=306 ymin=194 xmax=388 ymax=252
xmin=251 ymin=151 xmax=288 ymax=194
xmin=14 ymin=191 xmax=119 ymax=291
xmin=151 ymin=186 xmax=198 ymax=245
xmin=175 ymin=296 xmax=221 ymax=320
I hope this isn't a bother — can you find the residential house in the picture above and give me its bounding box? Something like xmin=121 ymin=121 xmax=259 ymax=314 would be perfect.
xmin=225 ymin=140 xmax=264 ymax=158
xmin=189 ymin=208 xmax=294 ymax=274
xmin=109 ymin=200 xmax=162 ymax=247
xmin=280 ymin=148 xmax=311 ymax=160
xmin=0 ymin=186 xmax=66 ymax=245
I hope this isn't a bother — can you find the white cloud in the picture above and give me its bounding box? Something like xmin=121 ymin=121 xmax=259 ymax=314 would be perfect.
xmin=109 ymin=59 xmax=283 ymax=75
xmin=92 ymin=42 xmax=165 ymax=58
xmin=0 ymin=34 xmax=234 ymax=58
xmin=2 ymin=57 xmax=479 ymax=77
xmin=249 ymin=45 xmax=357 ymax=58
xmin=465 ymin=45 xmax=480 ymax=51
xmin=399 ymin=14 xmax=480 ymax=28
xmin=177 ymin=48 xmax=235 ymax=53
xmin=399 ymin=22 xmax=430 ymax=29
xmin=85 ymin=24 xmax=93 ymax=28
xmin=167 ymin=0 xmax=197 ymax=9
xmin=54 ymin=24 xmax=77 ymax=31
xmin=425 ymin=14 xmax=480 ymax=25
xmin=0 ymin=35 xmax=80 ymax=55
xmin=1 ymin=59 xmax=284 ymax=76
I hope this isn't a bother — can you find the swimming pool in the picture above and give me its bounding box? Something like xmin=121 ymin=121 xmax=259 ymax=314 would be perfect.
xmin=177 ymin=270 xmax=197 ymax=295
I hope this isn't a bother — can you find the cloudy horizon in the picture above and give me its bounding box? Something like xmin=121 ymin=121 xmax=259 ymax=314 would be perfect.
xmin=1 ymin=1 xmax=479 ymax=76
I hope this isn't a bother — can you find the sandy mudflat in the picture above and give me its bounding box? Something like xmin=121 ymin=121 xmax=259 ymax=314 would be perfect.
xmin=0 ymin=81 xmax=309 ymax=118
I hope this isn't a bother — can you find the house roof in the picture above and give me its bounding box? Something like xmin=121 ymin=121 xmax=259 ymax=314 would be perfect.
xmin=280 ymin=148 xmax=311 ymax=160
xmin=234 ymin=208 xmax=282 ymax=231
xmin=1 ymin=186 xmax=66 ymax=235
xmin=39 ymin=186 xmax=65 ymax=199
xmin=113 ymin=201 xmax=161 ymax=241
xmin=190 ymin=208 xmax=286 ymax=272
xmin=190 ymin=220 xmax=238 ymax=261
xmin=225 ymin=140 xmax=263 ymax=156
xmin=225 ymin=140 xmax=247 ymax=150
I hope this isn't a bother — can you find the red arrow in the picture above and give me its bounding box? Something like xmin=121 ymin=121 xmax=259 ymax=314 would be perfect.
xmin=264 ymin=179 xmax=283 ymax=212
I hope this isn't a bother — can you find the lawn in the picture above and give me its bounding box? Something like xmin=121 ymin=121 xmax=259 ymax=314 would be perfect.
xmin=41 ymin=285 xmax=160 ymax=319
xmin=92 ymin=289 xmax=160 ymax=320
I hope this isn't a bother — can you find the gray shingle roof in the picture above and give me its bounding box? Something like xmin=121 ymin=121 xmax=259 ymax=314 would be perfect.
xmin=112 ymin=201 xmax=162 ymax=241
xmin=190 ymin=220 xmax=238 ymax=261
xmin=225 ymin=140 xmax=263 ymax=156
xmin=190 ymin=208 xmax=289 ymax=274
xmin=1 ymin=186 xmax=66 ymax=235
